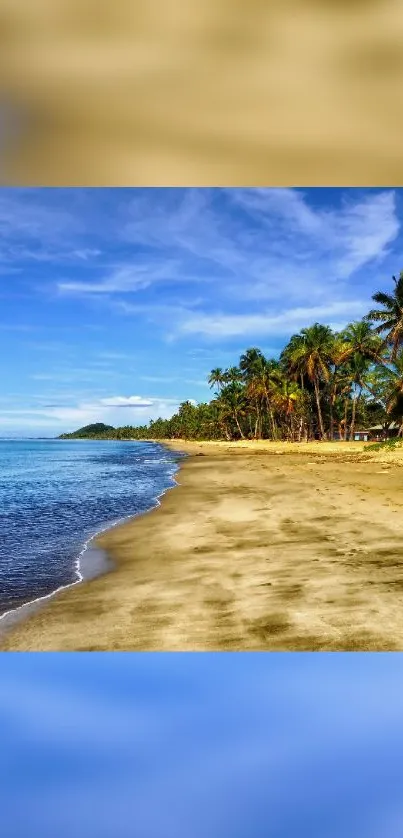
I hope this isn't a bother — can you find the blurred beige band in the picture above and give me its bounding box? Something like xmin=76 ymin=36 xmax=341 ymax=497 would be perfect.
xmin=0 ymin=0 xmax=402 ymax=185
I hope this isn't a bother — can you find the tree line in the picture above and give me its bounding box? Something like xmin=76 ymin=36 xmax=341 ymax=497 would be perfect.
xmin=61 ymin=273 xmax=403 ymax=442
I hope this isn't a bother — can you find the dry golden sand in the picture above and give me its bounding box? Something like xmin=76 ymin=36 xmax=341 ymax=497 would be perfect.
xmin=2 ymin=440 xmax=403 ymax=651
xmin=1 ymin=0 xmax=403 ymax=184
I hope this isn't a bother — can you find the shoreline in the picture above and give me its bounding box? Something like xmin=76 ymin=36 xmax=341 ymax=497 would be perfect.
xmin=0 ymin=542 xmax=112 ymax=639
xmin=0 ymin=447 xmax=183 ymax=640
xmin=2 ymin=440 xmax=403 ymax=650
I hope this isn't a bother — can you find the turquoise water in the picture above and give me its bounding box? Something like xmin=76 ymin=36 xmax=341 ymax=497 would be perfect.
xmin=0 ymin=439 xmax=181 ymax=618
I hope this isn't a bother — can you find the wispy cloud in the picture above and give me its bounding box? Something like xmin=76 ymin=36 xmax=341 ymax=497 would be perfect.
xmin=228 ymin=188 xmax=399 ymax=278
xmin=1 ymin=187 xmax=402 ymax=434
xmin=30 ymin=367 xmax=126 ymax=383
xmin=179 ymin=300 xmax=369 ymax=338
xmin=0 ymin=393 xmax=185 ymax=433
xmin=122 ymin=187 xmax=399 ymax=287
xmin=1 ymin=187 xmax=400 ymax=315
xmin=72 ymin=249 xmax=102 ymax=260
xmin=140 ymin=375 xmax=178 ymax=383
xmin=57 ymin=261 xmax=186 ymax=295
xmin=100 ymin=396 xmax=154 ymax=408
xmin=105 ymin=187 xmax=400 ymax=335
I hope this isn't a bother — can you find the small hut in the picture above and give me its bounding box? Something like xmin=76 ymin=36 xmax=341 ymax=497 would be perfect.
xmin=352 ymin=429 xmax=371 ymax=442
xmin=368 ymin=422 xmax=401 ymax=441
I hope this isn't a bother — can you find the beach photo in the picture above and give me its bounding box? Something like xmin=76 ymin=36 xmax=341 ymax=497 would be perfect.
xmin=2 ymin=186 xmax=403 ymax=650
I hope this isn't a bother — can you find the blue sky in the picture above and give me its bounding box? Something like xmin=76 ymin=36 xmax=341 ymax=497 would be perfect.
xmin=0 ymin=186 xmax=402 ymax=435
xmin=2 ymin=653 xmax=403 ymax=838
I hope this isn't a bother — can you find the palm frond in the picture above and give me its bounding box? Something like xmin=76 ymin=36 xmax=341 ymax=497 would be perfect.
xmin=366 ymin=309 xmax=394 ymax=323
xmin=371 ymin=291 xmax=396 ymax=308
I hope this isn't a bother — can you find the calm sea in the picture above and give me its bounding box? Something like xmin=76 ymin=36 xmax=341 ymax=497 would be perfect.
xmin=0 ymin=439 xmax=182 ymax=619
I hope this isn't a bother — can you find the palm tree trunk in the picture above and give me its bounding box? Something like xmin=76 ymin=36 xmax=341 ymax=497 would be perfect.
xmin=290 ymin=412 xmax=295 ymax=442
xmin=255 ymin=400 xmax=262 ymax=439
xmin=234 ymin=414 xmax=245 ymax=439
xmin=314 ymin=379 xmax=325 ymax=439
xmin=349 ymin=397 xmax=358 ymax=440
xmin=329 ymin=396 xmax=335 ymax=442
xmin=343 ymin=398 xmax=349 ymax=441
xmin=265 ymin=394 xmax=277 ymax=440
xmin=349 ymin=386 xmax=362 ymax=441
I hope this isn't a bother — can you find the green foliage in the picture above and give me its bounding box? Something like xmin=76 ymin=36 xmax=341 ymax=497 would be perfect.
xmin=366 ymin=437 xmax=403 ymax=452
xmin=59 ymin=423 xmax=116 ymax=439
xmin=366 ymin=271 xmax=403 ymax=360
xmin=58 ymin=274 xmax=403 ymax=444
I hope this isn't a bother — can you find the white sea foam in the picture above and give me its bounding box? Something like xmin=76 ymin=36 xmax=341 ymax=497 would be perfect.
xmin=0 ymin=456 xmax=182 ymax=637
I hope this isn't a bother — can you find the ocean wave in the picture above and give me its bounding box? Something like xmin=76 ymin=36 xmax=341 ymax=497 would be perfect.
xmin=0 ymin=440 xmax=181 ymax=628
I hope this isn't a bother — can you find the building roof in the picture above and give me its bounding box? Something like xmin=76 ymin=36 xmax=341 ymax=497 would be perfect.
xmin=369 ymin=422 xmax=400 ymax=430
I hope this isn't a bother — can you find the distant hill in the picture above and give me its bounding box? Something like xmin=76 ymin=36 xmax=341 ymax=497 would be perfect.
xmin=59 ymin=423 xmax=116 ymax=439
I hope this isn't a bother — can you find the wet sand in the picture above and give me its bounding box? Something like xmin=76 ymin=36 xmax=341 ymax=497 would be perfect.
xmin=2 ymin=440 xmax=403 ymax=651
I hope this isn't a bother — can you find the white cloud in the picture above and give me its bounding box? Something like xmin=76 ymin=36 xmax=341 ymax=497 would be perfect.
xmin=0 ymin=394 xmax=184 ymax=434
xmin=72 ymin=248 xmax=102 ymax=260
xmin=179 ymin=300 xmax=369 ymax=338
xmin=228 ymin=188 xmax=399 ymax=279
xmin=57 ymin=259 xmax=203 ymax=296
xmin=334 ymin=191 xmax=399 ymax=277
xmin=124 ymin=188 xmax=399 ymax=287
xmin=229 ymin=187 xmax=324 ymax=236
xmin=100 ymin=396 xmax=154 ymax=408
xmin=1 ymin=188 xmax=397 ymax=353
xmin=0 ymin=188 xmax=401 ymax=408
xmin=108 ymin=188 xmax=400 ymax=338
xmin=0 ymin=190 xmax=79 ymax=243
xmin=140 ymin=375 xmax=177 ymax=383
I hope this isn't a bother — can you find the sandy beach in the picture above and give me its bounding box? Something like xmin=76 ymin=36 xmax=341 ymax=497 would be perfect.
xmin=2 ymin=439 xmax=403 ymax=651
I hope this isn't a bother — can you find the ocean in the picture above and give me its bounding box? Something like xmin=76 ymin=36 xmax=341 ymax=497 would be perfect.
xmin=0 ymin=439 xmax=182 ymax=620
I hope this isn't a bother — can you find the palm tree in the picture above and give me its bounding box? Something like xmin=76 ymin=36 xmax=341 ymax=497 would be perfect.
xmin=218 ymin=383 xmax=247 ymax=439
xmin=239 ymin=349 xmax=281 ymax=439
xmin=239 ymin=348 xmax=266 ymax=438
xmin=273 ymin=378 xmax=302 ymax=440
xmin=282 ymin=323 xmax=336 ymax=439
xmin=239 ymin=348 xmax=266 ymax=377
xmin=379 ymin=353 xmax=403 ymax=436
xmin=366 ymin=272 xmax=403 ymax=360
xmin=330 ymin=365 xmax=353 ymax=441
xmin=261 ymin=359 xmax=283 ymax=440
xmin=345 ymin=355 xmax=371 ymax=440
xmin=338 ymin=320 xmax=385 ymax=365
xmin=208 ymin=367 xmax=226 ymax=394
xmin=208 ymin=397 xmax=231 ymax=440
xmin=337 ymin=321 xmax=385 ymax=439
xmin=225 ymin=366 xmax=244 ymax=384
